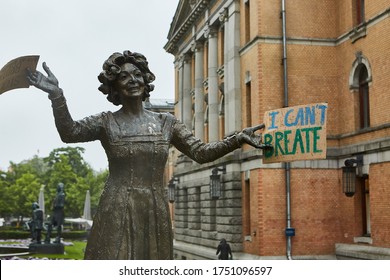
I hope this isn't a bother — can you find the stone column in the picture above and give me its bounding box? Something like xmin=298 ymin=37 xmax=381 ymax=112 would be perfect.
xmin=220 ymin=8 xmax=230 ymax=135
xmin=206 ymin=26 xmax=219 ymax=141
xmin=177 ymin=57 xmax=183 ymax=122
xmin=194 ymin=42 xmax=205 ymax=141
xmin=182 ymin=54 xmax=193 ymax=129
xmin=225 ymin=2 xmax=242 ymax=134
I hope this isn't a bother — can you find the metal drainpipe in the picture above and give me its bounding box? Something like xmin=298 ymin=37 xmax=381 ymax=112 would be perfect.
xmin=281 ymin=0 xmax=293 ymax=260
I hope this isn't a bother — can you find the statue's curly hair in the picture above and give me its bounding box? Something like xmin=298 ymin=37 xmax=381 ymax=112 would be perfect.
xmin=98 ymin=50 xmax=155 ymax=105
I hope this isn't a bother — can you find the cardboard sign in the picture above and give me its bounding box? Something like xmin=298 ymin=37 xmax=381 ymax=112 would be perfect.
xmin=262 ymin=103 xmax=328 ymax=163
xmin=0 ymin=55 xmax=40 ymax=95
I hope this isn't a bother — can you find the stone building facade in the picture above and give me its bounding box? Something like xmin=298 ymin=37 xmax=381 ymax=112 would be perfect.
xmin=164 ymin=0 xmax=390 ymax=259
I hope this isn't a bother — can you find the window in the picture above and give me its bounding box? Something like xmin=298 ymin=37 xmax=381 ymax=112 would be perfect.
xmin=349 ymin=52 xmax=372 ymax=130
xmin=183 ymin=188 xmax=188 ymax=228
xmin=245 ymin=71 xmax=252 ymax=127
xmin=194 ymin=186 xmax=201 ymax=230
xmin=245 ymin=81 xmax=252 ymax=127
xmin=219 ymin=27 xmax=225 ymax=66
xmin=244 ymin=178 xmax=251 ymax=236
xmin=358 ymin=66 xmax=370 ymax=129
xmin=353 ymin=0 xmax=365 ymax=26
xmin=210 ymin=200 xmax=217 ymax=231
xmin=244 ymin=0 xmax=251 ymax=43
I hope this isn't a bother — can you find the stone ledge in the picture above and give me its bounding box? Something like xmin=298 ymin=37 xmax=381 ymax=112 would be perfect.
xmin=354 ymin=236 xmax=373 ymax=244
xmin=173 ymin=240 xmax=335 ymax=260
xmin=335 ymin=243 xmax=390 ymax=260
xmin=29 ymin=243 xmax=65 ymax=255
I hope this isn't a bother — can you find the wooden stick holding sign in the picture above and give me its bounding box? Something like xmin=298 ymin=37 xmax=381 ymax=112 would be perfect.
xmin=0 ymin=55 xmax=40 ymax=95
xmin=262 ymin=103 xmax=328 ymax=163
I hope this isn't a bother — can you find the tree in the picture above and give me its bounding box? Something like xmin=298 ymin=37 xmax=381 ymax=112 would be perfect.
xmin=45 ymin=147 xmax=90 ymax=177
xmin=43 ymin=146 xmax=106 ymax=218
xmin=0 ymin=171 xmax=13 ymax=218
xmin=0 ymin=146 xmax=107 ymax=222
xmin=87 ymin=169 xmax=108 ymax=216
xmin=8 ymin=173 xmax=42 ymax=221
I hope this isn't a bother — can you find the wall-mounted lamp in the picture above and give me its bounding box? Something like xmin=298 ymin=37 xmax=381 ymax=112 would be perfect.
xmin=209 ymin=166 xmax=226 ymax=200
xmin=342 ymin=155 xmax=363 ymax=197
xmin=168 ymin=177 xmax=179 ymax=203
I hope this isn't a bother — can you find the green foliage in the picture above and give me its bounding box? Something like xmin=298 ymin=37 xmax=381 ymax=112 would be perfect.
xmin=0 ymin=171 xmax=12 ymax=216
xmin=9 ymin=173 xmax=42 ymax=217
xmin=61 ymin=230 xmax=89 ymax=239
xmin=0 ymin=227 xmax=87 ymax=240
xmin=0 ymin=229 xmax=30 ymax=239
xmin=0 ymin=146 xmax=107 ymax=220
xmin=45 ymin=147 xmax=90 ymax=177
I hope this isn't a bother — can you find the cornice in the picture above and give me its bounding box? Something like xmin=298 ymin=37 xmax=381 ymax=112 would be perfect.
xmin=239 ymin=7 xmax=390 ymax=55
xmin=164 ymin=0 xmax=209 ymax=54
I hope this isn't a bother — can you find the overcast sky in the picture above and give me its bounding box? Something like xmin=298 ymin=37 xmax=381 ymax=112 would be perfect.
xmin=0 ymin=0 xmax=179 ymax=171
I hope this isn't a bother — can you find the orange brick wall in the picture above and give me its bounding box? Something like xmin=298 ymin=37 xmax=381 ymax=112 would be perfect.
xmin=365 ymin=0 xmax=390 ymax=20
xmin=241 ymin=1 xmax=390 ymax=138
xmin=242 ymin=43 xmax=340 ymax=134
xmin=336 ymin=19 xmax=390 ymax=135
xmin=257 ymin=0 xmax=390 ymax=38
xmin=369 ymin=161 xmax=390 ymax=248
xmin=242 ymin=168 xmax=287 ymax=255
xmin=288 ymin=169 xmax=361 ymax=255
xmin=257 ymin=168 xmax=287 ymax=256
xmin=168 ymin=0 xmax=390 ymax=259
xmin=242 ymin=163 xmax=390 ymax=256
xmin=243 ymin=168 xmax=362 ymax=256
xmin=239 ymin=0 xmax=390 ymax=257
xmin=257 ymin=0 xmax=338 ymax=38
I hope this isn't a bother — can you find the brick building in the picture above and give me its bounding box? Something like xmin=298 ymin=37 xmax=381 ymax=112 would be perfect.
xmin=164 ymin=0 xmax=390 ymax=259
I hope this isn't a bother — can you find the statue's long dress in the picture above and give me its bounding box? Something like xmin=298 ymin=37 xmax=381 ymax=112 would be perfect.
xmin=50 ymin=95 xmax=241 ymax=259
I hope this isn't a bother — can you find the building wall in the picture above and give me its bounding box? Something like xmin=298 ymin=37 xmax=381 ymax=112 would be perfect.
xmin=370 ymin=161 xmax=390 ymax=247
xmin=165 ymin=0 xmax=390 ymax=259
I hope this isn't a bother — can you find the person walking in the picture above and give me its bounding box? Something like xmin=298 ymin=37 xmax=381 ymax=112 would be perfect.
xmin=216 ymin=238 xmax=233 ymax=260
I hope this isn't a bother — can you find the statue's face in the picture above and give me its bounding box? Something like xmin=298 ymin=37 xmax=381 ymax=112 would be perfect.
xmin=115 ymin=63 xmax=145 ymax=99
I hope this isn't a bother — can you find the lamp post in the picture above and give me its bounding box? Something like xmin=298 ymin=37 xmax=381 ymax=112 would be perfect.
xmin=342 ymin=155 xmax=363 ymax=197
xmin=209 ymin=166 xmax=226 ymax=200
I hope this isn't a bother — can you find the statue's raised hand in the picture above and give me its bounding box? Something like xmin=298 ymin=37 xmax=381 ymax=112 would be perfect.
xmin=27 ymin=62 xmax=62 ymax=97
xmin=238 ymin=124 xmax=273 ymax=150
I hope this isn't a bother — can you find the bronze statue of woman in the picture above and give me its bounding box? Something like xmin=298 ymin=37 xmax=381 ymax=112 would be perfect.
xmin=28 ymin=50 xmax=269 ymax=259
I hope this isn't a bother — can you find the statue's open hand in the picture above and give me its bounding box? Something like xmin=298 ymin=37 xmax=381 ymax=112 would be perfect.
xmin=27 ymin=62 xmax=61 ymax=96
xmin=239 ymin=124 xmax=273 ymax=150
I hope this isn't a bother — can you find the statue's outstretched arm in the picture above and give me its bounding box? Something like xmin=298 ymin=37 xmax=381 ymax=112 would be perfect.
xmin=27 ymin=63 xmax=103 ymax=143
xmin=171 ymin=120 xmax=270 ymax=164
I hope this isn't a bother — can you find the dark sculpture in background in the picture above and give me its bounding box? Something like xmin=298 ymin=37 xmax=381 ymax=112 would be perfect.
xmin=27 ymin=50 xmax=270 ymax=259
xmin=45 ymin=183 xmax=65 ymax=244
xmin=28 ymin=202 xmax=44 ymax=244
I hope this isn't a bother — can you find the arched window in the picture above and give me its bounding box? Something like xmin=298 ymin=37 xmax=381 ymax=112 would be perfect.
xmin=349 ymin=52 xmax=372 ymax=130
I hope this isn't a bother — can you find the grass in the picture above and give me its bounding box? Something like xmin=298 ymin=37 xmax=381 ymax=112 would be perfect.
xmin=0 ymin=241 xmax=21 ymax=245
xmin=0 ymin=240 xmax=87 ymax=260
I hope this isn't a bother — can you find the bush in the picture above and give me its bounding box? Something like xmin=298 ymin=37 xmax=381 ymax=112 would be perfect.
xmin=0 ymin=227 xmax=88 ymax=240
xmin=0 ymin=229 xmax=30 ymax=239
xmin=62 ymin=230 xmax=88 ymax=239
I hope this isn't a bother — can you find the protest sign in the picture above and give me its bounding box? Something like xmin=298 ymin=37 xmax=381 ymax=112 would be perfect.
xmin=262 ymin=103 xmax=328 ymax=163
